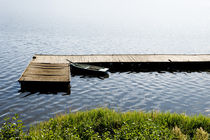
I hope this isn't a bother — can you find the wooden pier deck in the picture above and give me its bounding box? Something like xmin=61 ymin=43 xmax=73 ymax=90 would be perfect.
xmin=19 ymin=62 xmax=70 ymax=82
xmin=19 ymin=61 xmax=70 ymax=93
xmin=19 ymin=54 xmax=210 ymax=92
xmin=32 ymin=54 xmax=210 ymax=63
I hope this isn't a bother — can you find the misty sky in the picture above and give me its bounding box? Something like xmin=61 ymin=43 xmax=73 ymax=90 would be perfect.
xmin=0 ymin=0 xmax=210 ymax=29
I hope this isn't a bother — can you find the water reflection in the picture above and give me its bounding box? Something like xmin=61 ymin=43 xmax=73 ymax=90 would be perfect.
xmin=19 ymin=74 xmax=110 ymax=96
xmin=20 ymin=91 xmax=70 ymax=98
xmin=85 ymin=62 xmax=210 ymax=73
xmin=71 ymin=73 xmax=109 ymax=79
xmin=19 ymin=63 xmax=210 ymax=97
xmin=19 ymin=82 xmax=71 ymax=95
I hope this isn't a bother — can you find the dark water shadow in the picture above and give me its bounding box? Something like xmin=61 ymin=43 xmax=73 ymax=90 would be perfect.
xmin=71 ymin=73 xmax=109 ymax=80
xmin=19 ymin=90 xmax=71 ymax=98
xmin=19 ymin=82 xmax=71 ymax=97
xmin=89 ymin=62 xmax=210 ymax=73
xmin=19 ymin=62 xmax=210 ymax=97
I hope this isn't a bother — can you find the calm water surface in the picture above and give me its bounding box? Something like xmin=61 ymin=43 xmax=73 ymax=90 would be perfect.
xmin=0 ymin=0 xmax=210 ymax=128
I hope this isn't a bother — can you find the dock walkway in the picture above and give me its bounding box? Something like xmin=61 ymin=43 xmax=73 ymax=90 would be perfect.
xmin=19 ymin=54 xmax=210 ymax=92
xmin=32 ymin=54 xmax=210 ymax=63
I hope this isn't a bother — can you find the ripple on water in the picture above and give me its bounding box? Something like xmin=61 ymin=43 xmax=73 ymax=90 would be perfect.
xmin=0 ymin=24 xmax=210 ymax=128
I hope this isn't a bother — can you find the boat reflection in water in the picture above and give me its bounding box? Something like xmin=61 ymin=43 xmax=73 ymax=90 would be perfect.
xmin=66 ymin=59 xmax=109 ymax=78
xmin=71 ymin=72 xmax=109 ymax=80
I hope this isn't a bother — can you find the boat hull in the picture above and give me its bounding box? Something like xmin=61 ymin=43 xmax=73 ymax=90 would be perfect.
xmin=70 ymin=63 xmax=109 ymax=76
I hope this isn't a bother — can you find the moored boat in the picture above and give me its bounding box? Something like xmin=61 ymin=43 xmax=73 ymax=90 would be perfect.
xmin=66 ymin=59 xmax=109 ymax=76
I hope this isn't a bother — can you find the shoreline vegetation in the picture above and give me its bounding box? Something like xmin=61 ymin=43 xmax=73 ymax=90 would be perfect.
xmin=0 ymin=108 xmax=209 ymax=139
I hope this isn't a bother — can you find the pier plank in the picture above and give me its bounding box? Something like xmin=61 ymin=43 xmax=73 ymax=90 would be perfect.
xmin=19 ymin=62 xmax=70 ymax=83
xmin=33 ymin=54 xmax=210 ymax=64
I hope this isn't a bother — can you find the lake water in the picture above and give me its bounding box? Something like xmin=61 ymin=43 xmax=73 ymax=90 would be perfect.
xmin=0 ymin=0 xmax=210 ymax=128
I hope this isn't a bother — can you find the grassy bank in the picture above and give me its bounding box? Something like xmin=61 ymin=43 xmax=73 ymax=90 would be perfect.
xmin=1 ymin=108 xmax=209 ymax=139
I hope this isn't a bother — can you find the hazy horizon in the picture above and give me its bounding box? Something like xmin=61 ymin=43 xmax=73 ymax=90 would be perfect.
xmin=1 ymin=0 xmax=210 ymax=29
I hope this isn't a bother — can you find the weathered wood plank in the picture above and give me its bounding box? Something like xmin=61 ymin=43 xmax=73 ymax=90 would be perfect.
xmin=33 ymin=54 xmax=210 ymax=63
xmin=20 ymin=75 xmax=69 ymax=82
xmin=19 ymin=62 xmax=70 ymax=83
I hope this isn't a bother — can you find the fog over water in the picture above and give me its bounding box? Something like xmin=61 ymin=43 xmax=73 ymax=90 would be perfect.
xmin=1 ymin=0 xmax=210 ymax=54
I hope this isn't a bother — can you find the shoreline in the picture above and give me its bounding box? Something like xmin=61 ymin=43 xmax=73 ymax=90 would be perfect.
xmin=1 ymin=108 xmax=209 ymax=139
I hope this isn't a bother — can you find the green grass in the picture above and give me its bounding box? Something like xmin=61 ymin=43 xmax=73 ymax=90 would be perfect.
xmin=1 ymin=108 xmax=209 ymax=139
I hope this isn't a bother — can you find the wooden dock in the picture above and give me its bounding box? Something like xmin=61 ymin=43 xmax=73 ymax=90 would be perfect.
xmin=19 ymin=54 xmax=210 ymax=92
xmin=19 ymin=62 xmax=70 ymax=82
xmin=31 ymin=54 xmax=210 ymax=63
xmin=19 ymin=61 xmax=70 ymax=93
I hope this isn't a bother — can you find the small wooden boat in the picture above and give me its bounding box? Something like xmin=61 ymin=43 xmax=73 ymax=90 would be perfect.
xmin=66 ymin=59 xmax=109 ymax=75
